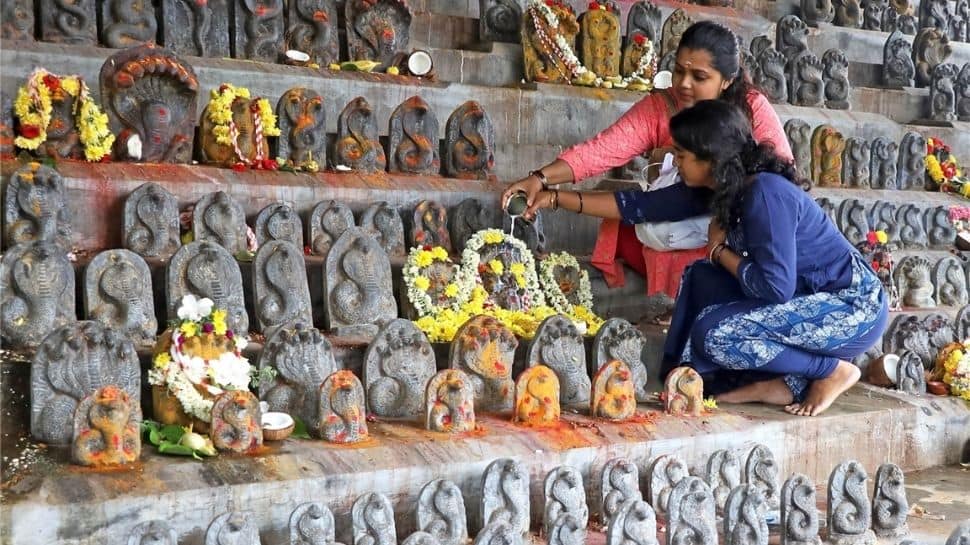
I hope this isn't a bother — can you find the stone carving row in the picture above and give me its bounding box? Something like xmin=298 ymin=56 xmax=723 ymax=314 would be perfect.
xmin=929 ymin=62 xmax=970 ymax=122
xmin=883 ymin=312 xmax=958 ymax=370
xmin=828 ymin=0 xmax=918 ymax=34
xmin=16 ymin=0 xmax=412 ymax=66
xmin=821 ymin=196 xmax=957 ymax=251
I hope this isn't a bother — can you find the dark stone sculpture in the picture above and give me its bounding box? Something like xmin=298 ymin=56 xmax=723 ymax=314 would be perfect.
xmin=946 ymin=520 xmax=970 ymax=545
xmin=193 ymin=191 xmax=248 ymax=255
xmin=100 ymin=44 xmax=198 ymax=163
xmin=286 ymin=0 xmax=339 ymax=66
xmin=591 ymin=318 xmax=649 ymax=402
xmin=724 ymin=485 xmax=769 ymax=545
xmin=919 ymin=0 xmax=949 ymax=36
xmin=882 ymin=4 xmax=898 ymax=32
xmin=757 ymin=48 xmax=789 ymax=104
xmin=897 ymin=14 xmax=917 ymax=34
xmin=930 ymin=63 xmax=960 ymax=121
xmin=206 ymin=512 xmax=260 ymax=545
xmin=895 ymin=350 xmax=926 ymax=395
xmin=925 ymin=205 xmax=957 ymax=247
xmin=39 ymin=0 xmax=97 ymax=43
xmin=504 ymin=212 xmax=546 ymax=253
xmin=882 ymin=314 xmax=933 ymax=368
xmin=811 ymin=124 xmax=846 ymax=187
xmin=84 ymin=249 xmax=156 ymax=344
xmin=335 ymin=96 xmax=386 ymax=172
xmin=101 ymin=0 xmax=158 ymax=48
xmin=776 ymin=15 xmax=810 ymax=66
xmin=913 ymin=28 xmax=953 ymax=87
xmin=579 ymin=2 xmax=622 ymax=79
xmin=527 ymin=315 xmax=590 ymax=405
xmin=345 ymin=0 xmax=412 ymax=67
xmin=957 ymin=305 xmax=970 ymax=341
xmin=123 ymin=183 xmax=180 ymax=259
xmin=836 ymin=198 xmax=870 ymax=247
xmin=450 ymin=199 xmax=502 ymax=253
xmin=480 ymin=0 xmax=522 ymax=43
xmin=448 ymin=315 xmax=517 ymax=412
xmin=661 ymin=9 xmax=693 ymax=58
xmin=1 ymin=92 xmax=12 ymax=157
xmin=161 ymin=0 xmax=230 ymax=57
xmin=780 ymin=474 xmax=821 ymax=545
xmin=167 ymin=241 xmax=249 ymax=334
xmin=317 ymin=370 xmax=368 ymax=442
xmin=309 ymin=200 xmax=355 ymax=257
xmin=934 ymin=256 xmax=968 ymax=306
xmin=628 ymin=1 xmax=661 ymax=48
xmin=259 ymin=323 xmax=335 ymax=430
xmin=896 ymin=204 xmax=927 ymax=249
xmin=667 ymin=478 xmax=717 ymax=545
xmin=952 ymin=0 xmax=969 ymax=42
xmin=3 ymin=162 xmax=71 ymax=248
xmin=2 ymin=0 xmax=34 ymax=40
xmin=72 ymin=385 xmax=141 ymax=466
xmin=233 ymin=0 xmax=284 ymax=62
xmin=822 ymin=49 xmax=851 ymax=109
xmin=863 ymin=0 xmax=887 ymax=30
xmin=833 ymin=0 xmax=862 ymax=27
xmin=388 ymin=96 xmax=440 ymax=175
xmin=481 ymin=459 xmax=530 ymax=538
xmin=869 ymin=136 xmax=898 ymax=189
xmin=522 ymin=0 xmax=579 ymax=84
xmin=276 ymin=87 xmax=327 ymax=171
xmin=956 ymin=63 xmax=970 ymax=122
xmin=417 ymin=479 xmax=468 ymax=545
xmin=31 ymin=321 xmax=140 ymax=444
xmin=789 ymin=53 xmax=825 ymax=108
xmin=323 ymin=227 xmax=397 ymax=335
xmin=363 ymin=318 xmax=436 ymax=417
xmin=360 ymin=201 xmax=406 ymax=259
xmin=0 ymin=241 xmax=75 ymax=349
xmin=445 ymin=101 xmax=496 ymax=180
xmin=785 ymin=118 xmax=812 ymax=182
xmin=411 ymin=200 xmax=452 ymax=251
xmin=253 ymin=240 xmax=313 ymax=335
xmin=842 ymin=137 xmax=870 ymax=188
xmin=896 ymin=131 xmax=926 ymax=190
xmin=884 ymin=31 xmax=915 ymax=87
xmin=801 ymin=0 xmax=835 ymax=25
xmin=255 ymin=202 xmax=303 ymax=248
xmin=827 ymin=461 xmax=876 ymax=544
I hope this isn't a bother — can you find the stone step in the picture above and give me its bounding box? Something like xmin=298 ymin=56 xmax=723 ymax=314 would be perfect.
xmin=1 ymin=364 xmax=966 ymax=545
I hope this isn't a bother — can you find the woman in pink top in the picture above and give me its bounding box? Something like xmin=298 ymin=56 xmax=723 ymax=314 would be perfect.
xmin=502 ymin=21 xmax=793 ymax=291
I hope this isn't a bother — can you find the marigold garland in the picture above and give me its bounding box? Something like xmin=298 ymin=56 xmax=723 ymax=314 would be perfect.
xmin=925 ymin=137 xmax=970 ymax=198
xmin=939 ymin=340 xmax=970 ymax=402
xmin=206 ymin=83 xmax=281 ymax=168
xmin=13 ymin=68 xmax=114 ymax=161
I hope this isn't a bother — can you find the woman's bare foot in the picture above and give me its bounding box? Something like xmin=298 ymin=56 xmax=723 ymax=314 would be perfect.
xmin=715 ymin=378 xmax=794 ymax=406
xmin=784 ymin=360 xmax=860 ymax=417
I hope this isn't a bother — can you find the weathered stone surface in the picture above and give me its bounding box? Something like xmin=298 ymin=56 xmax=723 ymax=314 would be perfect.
xmin=83 ymin=249 xmax=156 ymax=344
xmin=205 ymin=511 xmax=260 ymax=545
xmin=925 ymin=206 xmax=957 ymax=247
xmin=933 ymin=255 xmax=968 ymax=306
xmin=946 ymin=520 xmax=970 ymax=545
xmin=334 ymin=96 xmax=386 ymax=172
xmin=802 ymin=0 xmax=835 ymax=25
xmin=100 ymin=0 xmax=158 ymax=48
xmin=841 ymin=137 xmax=870 ymax=188
xmin=514 ymin=364 xmax=560 ymax=426
xmin=345 ymin=0 xmax=411 ymax=67
xmin=789 ymin=53 xmax=825 ymax=109
xmin=449 ymin=315 xmax=516 ymax=412
xmin=919 ymin=0 xmax=949 ymax=35
xmin=521 ymin=1 xmax=578 ymax=84
xmin=591 ymin=318 xmax=648 ymax=402
xmin=259 ymin=322 xmax=335 ymax=428
xmin=411 ymin=200 xmax=452 ymax=251
xmin=527 ymin=315 xmax=590 ymax=405
xmin=309 ymin=200 xmax=355 ymax=257
xmin=897 ymin=13 xmax=917 ymax=34
xmin=822 ymin=49 xmax=850 ymax=109
xmin=667 ymin=477 xmax=717 ymax=545
xmin=128 ymin=521 xmax=177 ymax=545
xmin=601 ymin=458 xmax=640 ymax=527
xmin=360 ymin=201 xmax=406 ymax=260
xmin=317 ymin=369 xmax=368 ymax=442
xmin=480 ymin=0 xmax=522 ymax=43
xmin=884 ymin=31 xmax=915 ymax=87
xmin=896 ymin=204 xmax=927 ymax=248
xmin=780 ymin=474 xmax=821 ymax=545
xmin=450 ymin=199 xmax=501 ymax=253
xmin=869 ymin=136 xmax=898 ymax=190
xmin=388 ymin=96 xmax=440 ymax=176
xmin=123 ymin=182 xmax=180 ymax=259
xmin=1 ymin=0 xmax=34 ymax=40
xmin=895 ymin=256 xmax=936 ymax=308
xmin=664 ymin=366 xmax=703 ymax=417
xmin=211 ymin=390 xmax=263 ymax=452
xmin=364 ymin=318 xmax=435 ymax=417
xmin=425 ymin=369 xmax=475 ymax=433
xmin=837 ymin=198 xmax=870 ymax=246
xmin=648 ymin=454 xmax=688 ymax=514
xmin=323 ymin=227 xmax=397 ymax=334
xmin=883 ymin=314 xmax=933 ymax=368
xmin=72 ymin=385 xmax=141 ymax=466
xmin=707 ymin=449 xmax=743 ymax=513
xmin=606 ymin=499 xmax=658 ymax=545
xmin=661 ymin=9 xmax=692 ymax=58
xmin=833 ymin=0 xmax=862 ymax=27
xmin=290 ymin=502 xmax=342 ymax=545
xmin=827 ymin=461 xmax=876 ymax=545
xmin=547 ymin=513 xmax=585 ymax=545
xmin=4 ymin=162 xmax=71 ymax=247
xmin=168 ymin=241 xmax=249 ymax=333
xmin=233 ymin=0 xmax=284 ymax=61
xmin=863 ymin=0 xmax=887 ymax=31
xmin=913 ymin=27 xmax=953 ymax=87
xmin=199 ymin=91 xmax=271 ymax=167
xmin=810 ymin=124 xmax=845 ymax=187
xmin=757 ymin=48 xmax=788 ymax=104
xmin=31 ymin=321 xmax=140 ymax=444
xmin=417 ymin=479 xmax=468 ymax=545
xmin=723 ymin=484 xmax=768 ymax=545
xmin=445 ymin=101 xmax=496 ymax=180
xmin=253 ymin=240 xmax=312 ymax=334
xmin=160 ymin=0 xmax=230 ymax=58
xmin=895 ymin=350 xmax=926 ymax=395
xmin=957 ymin=64 xmax=970 ymax=122
xmin=777 ymin=15 xmax=809 ymax=65
xmin=276 ymin=88 xmax=327 ymax=171
xmin=481 ymin=458 xmax=530 ymax=538
xmin=744 ymin=444 xmax=780 ymax=509
xmin=954 ymin=0 xmax=970 ymax=42
xmin=544 ymin=466 xmax=589 ymax=534
xmin=784 ymin=118 xmax=812 ymax=182
xmin=39 ymin=0 xmax=97 ymax=43
xmin=193 ymin=191 xmax=247 ymax=255
xmin=255 ymin=202 xmax=304 ymax=248
xmin=402 ymin=532 xmax=440 ymax=545
xmin=0 ymin=241 xmax=75 ymax=349
xmin=579 ymin=3 xmax=621 ymax=79
xmin=474 ymin=522 xmax=520 ymax=545
xmin=591 ymin=360 xmax=636 ymax=421
xmin=286 ymin=0 xmax=339 ymax=66
xmin=930 ymin=63 xmax=960 ymax=121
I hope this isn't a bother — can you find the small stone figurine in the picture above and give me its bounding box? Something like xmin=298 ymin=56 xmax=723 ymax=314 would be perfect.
xmin=210 ymin=390 xmax=263 ymax=453
xmin=930 ymin=63 xmax=960 ymax=122
xmin=600 ymin=458 xmax=640 ymax=527
xmin=872 ymin=463 xmax=910 ymax=538
xmin=334 ymin=96 xmax=386 ymax=172
xmin=579 ymin=2 xmax=621 ymax=78
xmin=810 ymin=124 xmax=846 ymax=187
xmin=884 ymin=31 xmax=916 ymax=87
xmin=317 ymin=370 xmax=369 ymax=443
xmin=417 ymin=479 xmax=468 ymax=545
xmin=827 ymin=461 xmax=876 ymax=545
xmin=822 ymin=49 xmax=851 ymax=109
xmin=425 ymin=369 xmax=476 ymax=433
xmin=801 ymin=0 xmax=835 ymax=25
xmin=445 ymin=101 xmax=496 ymax=180
xmin=780 ymin=474 xmax=821 ymax=545
xmin=956 ymin=64 xmax=970 ymax=122
xmin=514 ymin=364 xmax=561 ymax=426
xmin=664 ymin=366 xmax=703 ymax=416
xmin=72 ymin=385 xmax=141 ymax=466
xmin=591 ymin=360 xmax=636 ymax=421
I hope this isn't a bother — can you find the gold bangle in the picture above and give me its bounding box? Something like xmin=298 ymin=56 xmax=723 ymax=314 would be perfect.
xmin=709 ymin=242 xmax=726 ymax=263
xmin=577 ymin=191 xmax=584 ymax=214
xmin=552 ymin=189 xmax=560 ymax=210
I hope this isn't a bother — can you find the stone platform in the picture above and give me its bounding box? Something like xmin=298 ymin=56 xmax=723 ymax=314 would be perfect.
xmin=1 ymin=378 xmax=967 ymax=545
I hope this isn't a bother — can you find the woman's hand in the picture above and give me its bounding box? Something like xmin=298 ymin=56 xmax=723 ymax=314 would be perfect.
xmin=707 ymin=218 xmax=727 ymax=256
xmin=502 ymin=175 xmax=544 ymax=212
xmin=522 ymin=190 xmax=556 ymax=221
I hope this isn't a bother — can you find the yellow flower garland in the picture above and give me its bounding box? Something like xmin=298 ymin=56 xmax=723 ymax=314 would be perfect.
xmin=206 ymin=83 xmax=280 ymax=148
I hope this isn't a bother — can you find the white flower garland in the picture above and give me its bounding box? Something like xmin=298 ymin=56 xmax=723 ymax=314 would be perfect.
xmin=403 ymin=245 xmax=475 ymax=317
xmin=461 ymin=229 xmax=546 ymax=310
xmin=539 ymin=252 xmax=594 ymax=314
xmin=528 ymin=0 xmax=657 ymax=90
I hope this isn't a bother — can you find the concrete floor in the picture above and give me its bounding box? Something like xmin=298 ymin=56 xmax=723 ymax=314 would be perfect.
xmin=902 ymin=465 xmax=970 ymax=544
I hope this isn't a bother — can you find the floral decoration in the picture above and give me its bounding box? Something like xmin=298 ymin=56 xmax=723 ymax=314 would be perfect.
xmin=925 ymin=137 xmax=970 ymax=198
xmin=148 ymin=295 xmax=254 ymax=422
xmin=856 ymin=229 xmax=898 ymax=310
xmin=403 ymin=245 xmax=475 ymax=317
xmin=539 ymin=251 xmax=595 ymax=314
xmin=937 ymin=340 xmax=970 ymax=401
xmin=206 ymin=83 xmax=280 ymax=170
xmin=13 ymin=68 xmax=115 ymax=161
xmin=462 ymin=229 xmax=546 ymax=311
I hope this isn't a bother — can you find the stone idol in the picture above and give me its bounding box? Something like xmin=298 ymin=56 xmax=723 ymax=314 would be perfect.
xmin=345 ymin=0 xmax=412 ymax=67
xmin=527 ymin=315 xmax=590 ymax=405
xmin=72 ymin=385 xmax=141 ymax=466
xmin=334 ymin=96 xmax=386 ymax=172
xmin=822 ymin=49 xmax=851 ymax=109
xmin=449 ymin=315 xmax=517 ymax=412
xmin=514 ymin=364 xmax=560 ymax=426
xmin=827 ymin=461 xmax=876 ymax=545
xmin=591 ymin=360 xmax=636 ymax=421
xmin=411 ymin=200 xmax=452 ymax=251
xmin=930 ymin=63 xmax=960 ymax=122
xmin=842 ymin=137 xmax=871 ymax=188
xmin=100 ymin=0 xmax=158 ymax=48
xmin=445 ymin=101 xmax=496 ymax=180
xmin=664 ymin=366 xmax=703 ymax=416
xmin=897 ymin=131 xmax=927 ymax=190
xmin=388 ymin=96 xmax=440 ymax=176
xmin=418 ymin=479 xmax=468 ymax=545
xmin=780 ymin=474 xmax=821 ymax=545
xmin=363 ymin=318 xmax=436 ymax=417
xmin=255 ymin=202 xmax=304 ymax=248
xmin=360 ymin=201 xmax=406 ymax=260
xmin=667 ymin=478 xmax=717 ymax=545
xmin=592 ymin=318 xmax=649 ymax=402
xmin=323 ymin=228 xmax=396 ymax=335
xmin=600 ymin=458 xmax=640 ymax=527
xmin=913 ymin=27 xmax=953 ymax=87
xmin=167 ymin=241 xmax=249 ymax=334
xmin=259 ymin=322 xmax=336 ymax=428
xmin=4 ymin=162 xmax=71 ymax=248
xmin=661 ymin=9 xmax=693 ymax=58
xmin=544 ymin=466 xmax=589 ymax=539
xmin=789 ymin=53 xmax=825 ymax=108
xmin=480 ymin=0 xmax=522 ymax=43
xmin=205 ymin=511 xmax=261 ymax=545
xmin=884 ymin=32 xmax=916 ymax=87
xmin=1 ymin=241 xmax=75 ymax=348
xmin=606 ymin=500 xmax=657 ymax=545
xmin=450 ymin=199 xmax=502 ymax=253
xmin=648 ymin=454 xmax=688 ymax=514
xmin=309 ymin=200 xmax=355 ymax=257
xmin=199 ymin=85 xmax=273 ymax=167
xmin=127 ymin=521 xmax=178 ymax=545
xmin=481 ymin=458 xmax=530 ymax=538
xmin=123 ymin=183 xmax=181 ymax=259
xmin=39 ymin=0 xmax=97 ymax=43
xmin=785 ymin=118 xmax=812 ymax=182
xmin=210 ymin=390 xmax=263 ymax=452
xmin=425 ymin=369 xmax=476 ymax=433
xmin=161 ymin=0 xmax=230 ymax=58
xmin=957 ymin=63 xmax=970 ymax=122
xmin=84 ymin=249 xmax=157 ymax=344
xmin=353 ymin=493 xmax=397 ymax=545
xmin=2 ymin=0 xmax=33 ymax=40
xmin=193 ymin=191 xmax=247 ymax=255
xmin=276 ymin=88 xmax=327 ymax=171
xmin=317 ymin=370 xmax=369 ymax=443
xmin=286 ymin=0 xmax=339 ymax=66
xmin=579 ymin=2 xmax=621 ymax=79
xmin=252 ymin=240 xmax=313 ymax=335
xmin=233 ymin=0 xmax=285 ymax=62
xmin=745 ymin=444 xmax=781 ymax=508
xmin=522 ymin=1 xmax=579 ymax=83
xmin=811 ymin=124 xmax=846 ymax=187
xmin=707 ymin=449 xmax=742 ymax=512
xmin=801 ymin=0 xmax=835 ymax=25
xmin=723 ymin=485 xmax=769 ymax=545
xmin=289 ymin=503 xmax=342 ymax=545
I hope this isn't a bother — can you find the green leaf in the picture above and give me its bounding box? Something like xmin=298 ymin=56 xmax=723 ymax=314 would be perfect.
xmin=149 ymin=428 xmax=161 ymax=446
xmin=160 ymin=424 xmax=186 ymax=443
xmin=291 ymin=416 xmax=311 ymax=439
xmin=158 ymin=442 xmax=196 ymax=456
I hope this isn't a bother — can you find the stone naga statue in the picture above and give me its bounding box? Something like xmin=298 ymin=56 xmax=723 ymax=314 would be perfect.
xmin=826 ymin=461 xmax=876 ymax=544
xmin=72 ymin=385 xmax=141 ymax=466
xmin=664 ymin=366 xmax=703 ymax=416
xmin=444 ymin=101 xmax=496 ymax=180
xmin=276 ymin=87 xmax=327 ymax=170
xmin=780 ymin=474 xmax=821 ymax=545
xmin=317 ymin=370 xmax=368 ymax=443
xmin=101 ymin=0 xmax=158 ymax=47
xmin=521 ymin=1 xmax=580 ymax=83
xmin=579 ymin=2 xmax=621 ymax=78
xmin=425 ymin=369 xmax=476 ymax=433
xmin=801 ymin=0 xmax=835 ymax=25
xmin=913 ymin=27 xmax=953 ymax=87
xmin=210 ymin=390 xmax=263 ymax=453
xmin=591 ymin=360 xmax=636 ymax=421
xmin=956 ymin=63 xmax=970 ymax=122
xmin=514 ymin=364 xmax=560 ymax=426
xmin=286 ymin=0 xmax=339 ymax=66
xmin=388 ymin=96 xmax=440 ymax=175
xmin=930 ymin=63 xmax=960 ymax=121
xmin=417 ymin=479 xmax=468 ymax=545
xmin=334 ymin=96 xmax=386 ymax=172
xmin=883 ymin=31 xmax=915 ymax=87
xmin=481 ymin=458 xmax=531 ymax=538
xmin=345 ymin=0 xmax=412 ymax=67
xmin=822 ymin=49 xmax=851 ymax=109
xmin=449 ymin=315 xmax=517 ymax=412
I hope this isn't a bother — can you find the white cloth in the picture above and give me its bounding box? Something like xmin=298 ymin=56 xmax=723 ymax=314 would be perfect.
xmin=633 ymin=153 xmax=711 ymax=251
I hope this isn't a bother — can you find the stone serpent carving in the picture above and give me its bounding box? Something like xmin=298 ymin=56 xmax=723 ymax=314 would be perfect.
xmin=53 ymin=0 xmax=93 ymax=40
xmin=104 ymin=0 xmax=157 ymax=47
xmin=333 ymin=238 xmax=384 ymax=325
xmin=242 ymin=0 xmax=283 ymax=59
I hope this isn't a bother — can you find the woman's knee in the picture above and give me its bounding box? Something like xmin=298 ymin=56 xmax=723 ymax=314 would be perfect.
xmin=689 ymin=310 xmax=726 ymax=361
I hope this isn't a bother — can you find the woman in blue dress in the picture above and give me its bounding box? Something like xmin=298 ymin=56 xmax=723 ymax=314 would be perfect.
xmin=657 ymin=100 xmax=889 ymax=416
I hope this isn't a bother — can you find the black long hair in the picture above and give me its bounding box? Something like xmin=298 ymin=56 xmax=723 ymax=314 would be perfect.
xmin=676 ymin=21 xmax=757 ymax=122
xmin=669 ymin=100 xmax=803 ymax=228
